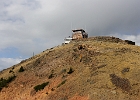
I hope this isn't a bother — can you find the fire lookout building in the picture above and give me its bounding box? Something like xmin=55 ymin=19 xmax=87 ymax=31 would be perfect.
xmin=72 ymin=29 xmax=88 ymax=40
xmin=64 ymin=29 xmax=88 ymax=44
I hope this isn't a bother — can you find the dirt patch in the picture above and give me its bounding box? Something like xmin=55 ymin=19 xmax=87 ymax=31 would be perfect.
xmin=69 ymin=94 xmax=89 ymax=100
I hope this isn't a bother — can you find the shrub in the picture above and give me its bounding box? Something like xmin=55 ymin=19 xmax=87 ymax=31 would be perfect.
xmin=67 ymin=67 xmax=74 ymax=74
xmin=6 ymin=75 xmax=16 ymax=83
xmin=0 ymin=75 xmax=16 ymax=91
xmin=0 ymin=78 xmax=7 ymax=91
xmin=0 ymin=78 xmax=3 ymax=81
xmin=121 ymin=68 xmax=130 ymax=74
xmin=48 ymin=73 xmax=54 ymax=79
xmin=19 ymin=66 xmax=25 ymax=72
xmin=9 ymin=70 xmax=14 ymax=73
xmin=34 ymin=82 xmax=49 ymax=92
xmin=57 ymin=80 xmax=66 ymax=88
xmin=48 ymin=70 xmax=55 ymax=79
xmin=12 ymin=67 xmax=15 ymax=70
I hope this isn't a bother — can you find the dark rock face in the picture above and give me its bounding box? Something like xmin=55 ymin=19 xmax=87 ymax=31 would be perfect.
xmin=125 ymin=40 xmax=135 ymax=45
xmin=110 ymin=74 xmax=131 ymax=92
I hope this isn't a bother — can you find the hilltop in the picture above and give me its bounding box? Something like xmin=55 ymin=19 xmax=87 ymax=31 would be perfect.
xmin=0 ymin=36 xmax=140 ymax=100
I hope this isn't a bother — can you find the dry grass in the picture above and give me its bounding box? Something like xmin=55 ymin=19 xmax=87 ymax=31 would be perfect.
xmin=1 ymin=37 xmax=140 ymax=100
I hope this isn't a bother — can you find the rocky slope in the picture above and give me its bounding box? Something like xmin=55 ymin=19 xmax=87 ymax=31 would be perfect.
xmin=0 ymin=36 xmax=140 ymax=100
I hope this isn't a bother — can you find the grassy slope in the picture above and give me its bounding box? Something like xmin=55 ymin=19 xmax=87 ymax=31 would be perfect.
xmin=0 ymin=37 xmax=140 ymax=100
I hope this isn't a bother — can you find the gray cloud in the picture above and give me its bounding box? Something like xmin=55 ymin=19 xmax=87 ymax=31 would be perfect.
xmin=0 ymin=0 xmax=140 ymax=69
xmin=0 ymin=58 xmax=23 ymax=71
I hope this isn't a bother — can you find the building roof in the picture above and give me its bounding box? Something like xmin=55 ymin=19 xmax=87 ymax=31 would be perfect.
xmin=72 ymin=29 xmax=85 ymax=33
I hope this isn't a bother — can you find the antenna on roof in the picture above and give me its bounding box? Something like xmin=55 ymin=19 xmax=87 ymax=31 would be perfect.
xmin=71 ymin=22 xmax=73 ymax=30
xmin=85 ymin=25 xmax=87 ymax=32
xmin=71 ymin=22 xmax=73 ymax=37
xmin=33 ymin=52 xmax=34 ymax=57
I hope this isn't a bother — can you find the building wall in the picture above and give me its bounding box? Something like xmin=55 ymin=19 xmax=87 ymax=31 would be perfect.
xmin=72 ymin=33 xmax=83 ymax=40
xmin=83 ymin=33 xmax=88 ymax=38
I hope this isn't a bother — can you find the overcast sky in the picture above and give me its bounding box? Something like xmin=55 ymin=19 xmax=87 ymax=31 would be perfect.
xmin=0 ymin=0 xmax=140 ymax=70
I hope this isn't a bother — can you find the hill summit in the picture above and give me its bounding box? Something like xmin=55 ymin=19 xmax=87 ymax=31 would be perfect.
xmin=0 ymin=36 xmax=140 ymax=100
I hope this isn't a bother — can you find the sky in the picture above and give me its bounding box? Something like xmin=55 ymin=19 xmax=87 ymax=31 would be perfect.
xmin=0 ymin=0 xmax=140 ymax=71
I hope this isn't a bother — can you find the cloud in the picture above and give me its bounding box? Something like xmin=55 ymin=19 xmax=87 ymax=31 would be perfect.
xmin=0 ymin=58 xmax=23 ymax=71
xmin=0 ymin=0 xmax=140 ymax=70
